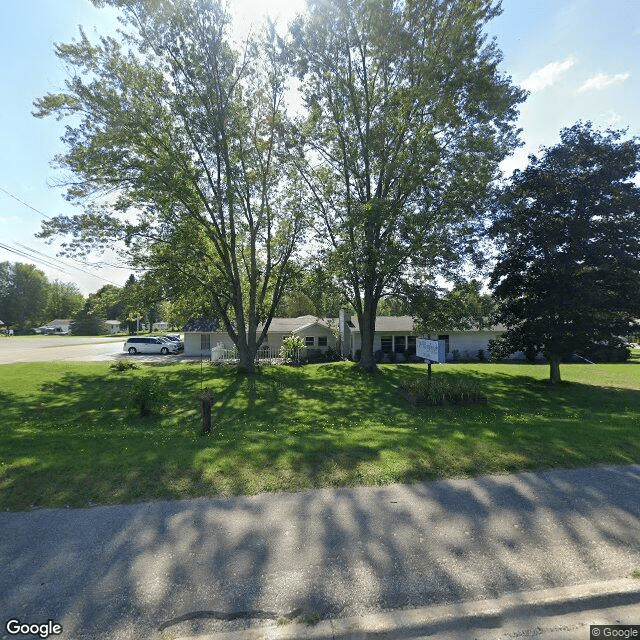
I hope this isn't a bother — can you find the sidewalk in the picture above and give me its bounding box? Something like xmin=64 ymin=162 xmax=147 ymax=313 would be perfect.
xmin=1 ymin=465 xmax=639 ymax=640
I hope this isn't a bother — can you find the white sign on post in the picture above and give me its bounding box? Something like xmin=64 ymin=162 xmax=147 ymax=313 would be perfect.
xmin=416 ymin=338 xmax=446 ymax=363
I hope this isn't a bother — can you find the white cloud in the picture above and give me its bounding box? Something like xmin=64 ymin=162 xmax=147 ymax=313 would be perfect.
xmin=520 ymin=56 xmax=576 ymax=92
xmin=577 ymin=72 xmax=630 ymax=92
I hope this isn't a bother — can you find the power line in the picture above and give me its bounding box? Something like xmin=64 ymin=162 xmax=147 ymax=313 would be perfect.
xmin=0 ymin=186 xmax=125 ymax=286
xmin=13 ymin=242 xmax=121 ymax=285
xmin=0 ymin=186 xmax=52 ymax=220
xmin=0 ymin=241 xmax=121 ymax=286
xmin=0 ymin=241 xmax=67 ymax=272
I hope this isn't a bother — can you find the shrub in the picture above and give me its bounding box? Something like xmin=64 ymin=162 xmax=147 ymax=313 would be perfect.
xmin=324 ymin=346 xmax=341 ymax=362
xmin=110 ymin=360 xmax=138 ymax=372
xmin=130 ymin=376 xmax=164 ymax=417
xmin=400 ymin=375 xmax=487 ymax=406
xmin=279 ymin=334 xmax=305 ymax=363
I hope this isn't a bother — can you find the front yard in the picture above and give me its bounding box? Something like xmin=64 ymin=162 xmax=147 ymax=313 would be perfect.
xmin=1 ymin=360 xmax=639 ymax=511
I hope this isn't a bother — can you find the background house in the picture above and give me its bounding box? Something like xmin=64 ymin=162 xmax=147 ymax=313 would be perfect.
xmin=105 ymin=320 xmax=125 ymax=334
xmin=36 ymin=319 xmax=72 ymax=334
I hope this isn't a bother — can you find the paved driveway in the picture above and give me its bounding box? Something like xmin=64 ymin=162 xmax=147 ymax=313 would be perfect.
xmin=0 ymin=336 xmax=188 ymax=364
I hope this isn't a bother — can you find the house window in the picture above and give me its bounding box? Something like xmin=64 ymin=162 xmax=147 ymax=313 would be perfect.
xmin=201 ymin=334 xmax=211 ymax=351
xmin=438 ymin=334 xmax=450 ymax=354
xmin=318 ymin=336 xmax=328 ymax=347
xmin=408 ymin=336 xmax=416 ymax=354
xmin=305 ymin=336 xmax=315 ymax=347
xmin=381 ymin=336 xmax=393 ymax=353
xmin=394 ymin=336 xmax=406 ymax=352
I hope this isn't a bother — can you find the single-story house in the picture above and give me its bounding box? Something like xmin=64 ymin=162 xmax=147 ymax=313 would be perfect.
xmin=183 ymin=311 xmax=509 ymax=361
xmin=105 ymin=320 xmax=125 ymax=334
xmin=37 ymin=319 xmax=72 ymax=335
xmin=152 ymin=321 xmax=170 ymax=332
xmin=338 ymin=310 xmax=506 ymax=361
xmin=183 ymin=316 xmax=338 ymax=358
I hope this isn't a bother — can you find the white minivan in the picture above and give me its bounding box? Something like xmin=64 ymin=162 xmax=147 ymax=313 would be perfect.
xmin=123 ymin=336 xmax=180 ymax=355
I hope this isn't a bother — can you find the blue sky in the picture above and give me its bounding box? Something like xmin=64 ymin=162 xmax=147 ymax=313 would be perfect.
xmin=1 ymin=0 xmax=638 ymax=295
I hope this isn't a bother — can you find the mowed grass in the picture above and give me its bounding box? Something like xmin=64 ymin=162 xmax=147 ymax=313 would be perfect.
xmin=1 ymin=359 xmax=639 ymax=511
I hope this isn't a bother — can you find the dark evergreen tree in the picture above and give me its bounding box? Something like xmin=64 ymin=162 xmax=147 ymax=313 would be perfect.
xmin=489 ymin=122 xmax=640 ymax=382
xmin=71 ymin=301 xmax=108 ymax=335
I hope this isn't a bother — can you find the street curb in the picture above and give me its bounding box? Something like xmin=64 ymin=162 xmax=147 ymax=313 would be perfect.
xmin=166 ymin=578 xmax=640 ymax=640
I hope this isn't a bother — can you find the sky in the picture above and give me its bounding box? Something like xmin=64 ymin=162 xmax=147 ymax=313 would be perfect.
xmin=0 ymin=0 xmax=638 ymax=296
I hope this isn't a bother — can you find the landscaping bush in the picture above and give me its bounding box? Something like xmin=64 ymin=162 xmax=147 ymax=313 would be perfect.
xmin=110 ymin=360 xmax=138 ymax=372
xmin=324 ymin=346 xmax=341 ymax=362
xmin=129 ymin=375 xmax=164 ymax=417
xmin=279 ymin=334 xmax=305 ymax=364
xmin=400 ymin=375 xmax=487 ymax=406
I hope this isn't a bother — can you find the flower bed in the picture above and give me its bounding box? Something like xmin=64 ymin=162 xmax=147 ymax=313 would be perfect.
xmin=400 ymin=375 xmax=487 ymax=406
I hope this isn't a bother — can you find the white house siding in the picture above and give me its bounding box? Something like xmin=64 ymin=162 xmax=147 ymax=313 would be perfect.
xmin=443 ymin=331 xmax=504 ymax=361
xmin=185 ymin=325 xmax=338 ymax=358
xmin=105 ymin=320 xmax=122 ymax=334
xmin=184 ymin=331 xmax=232 ymax=357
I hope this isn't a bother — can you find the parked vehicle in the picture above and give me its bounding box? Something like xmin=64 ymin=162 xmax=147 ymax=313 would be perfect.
xmin=161 ymin=335 xmax=184 ymax=349
xmin=123 ymin=336 xmax=180 ymax=355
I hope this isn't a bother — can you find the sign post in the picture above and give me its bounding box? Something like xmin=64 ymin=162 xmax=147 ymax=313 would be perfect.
xmin=415 ymin=338 xmax=446 ymax=384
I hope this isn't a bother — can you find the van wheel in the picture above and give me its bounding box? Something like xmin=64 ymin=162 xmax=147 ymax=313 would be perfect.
xmin=161 ymin=347 xmax=169 ymax=355
xmin=128 ymin=347 xmax=137 ymax=355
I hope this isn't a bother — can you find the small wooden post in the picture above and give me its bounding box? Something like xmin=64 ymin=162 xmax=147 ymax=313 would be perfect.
xmin=200 ymin=388 xmax=213 ymax=436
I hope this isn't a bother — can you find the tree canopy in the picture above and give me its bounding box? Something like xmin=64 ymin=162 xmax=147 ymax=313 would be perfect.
xmin=34 ymin=0 xmax=306 ymax=373
xmin=0 ymin=262 xmax=83 ymax=331
xmin=489 ymin=122 xmax=640 ymax=382
xmin=411 ymin=279 xmax=495 ymax=335
xmin=290 ymin=0 xmax=525 ymax=370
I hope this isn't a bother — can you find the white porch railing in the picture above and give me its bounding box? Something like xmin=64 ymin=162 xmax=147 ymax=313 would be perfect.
xmin=211 ymin=344 xmax=288 ymax=362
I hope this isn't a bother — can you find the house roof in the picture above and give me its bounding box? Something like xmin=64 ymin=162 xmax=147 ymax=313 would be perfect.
xmin=348 ymin=315 xmax=506 ymax=334
xmin=260 ymin=315 xmax=337 ymax=333
xmin=349 ymin=316 xmax=415 ymax=333
xmin=49 ymin=319 xmax=72 ymax=325
xmin=183 ymin=318 xmax=221 ymax=332
xmin=182 ymin=314 xmax=505 ymax=335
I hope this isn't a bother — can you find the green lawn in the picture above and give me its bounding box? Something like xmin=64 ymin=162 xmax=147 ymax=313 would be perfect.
xmin=1 ymin=359 xmax=639 ymax=511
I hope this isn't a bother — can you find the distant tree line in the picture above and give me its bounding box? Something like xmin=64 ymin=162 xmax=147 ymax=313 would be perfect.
xmin=0 ymin=262 xmax=83 ymax=332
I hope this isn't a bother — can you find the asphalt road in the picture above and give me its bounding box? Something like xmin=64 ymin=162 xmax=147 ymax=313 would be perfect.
xmin=1 ymin=465 xmax=639 ymax=640
xmin=0 ymin=336 xmax=183 ymax=364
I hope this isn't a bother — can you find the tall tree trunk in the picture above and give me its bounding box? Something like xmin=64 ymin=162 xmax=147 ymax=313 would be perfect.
xmin=358 ymin=306 xmax=377 ymax=372
xmin=549 ymin=358 xmax=562 ymax=384
xmin=237 ymin=340 xmax=256 ymax=375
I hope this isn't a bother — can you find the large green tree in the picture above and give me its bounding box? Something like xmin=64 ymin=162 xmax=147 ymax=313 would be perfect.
xmin=44 ymin=279 xmax=85 ymax=320
xmin=489 ymin=122 xmax=640 ymax=383
xmin=34 ymin=0 xmax=305 ymax=373
xmin=88 ymin=284 xmax=126 ymax=320
xmin=290 ymin=0 xmax=525 ymax=371
xmin=0 ymin=262 xmax=50 ymax=331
